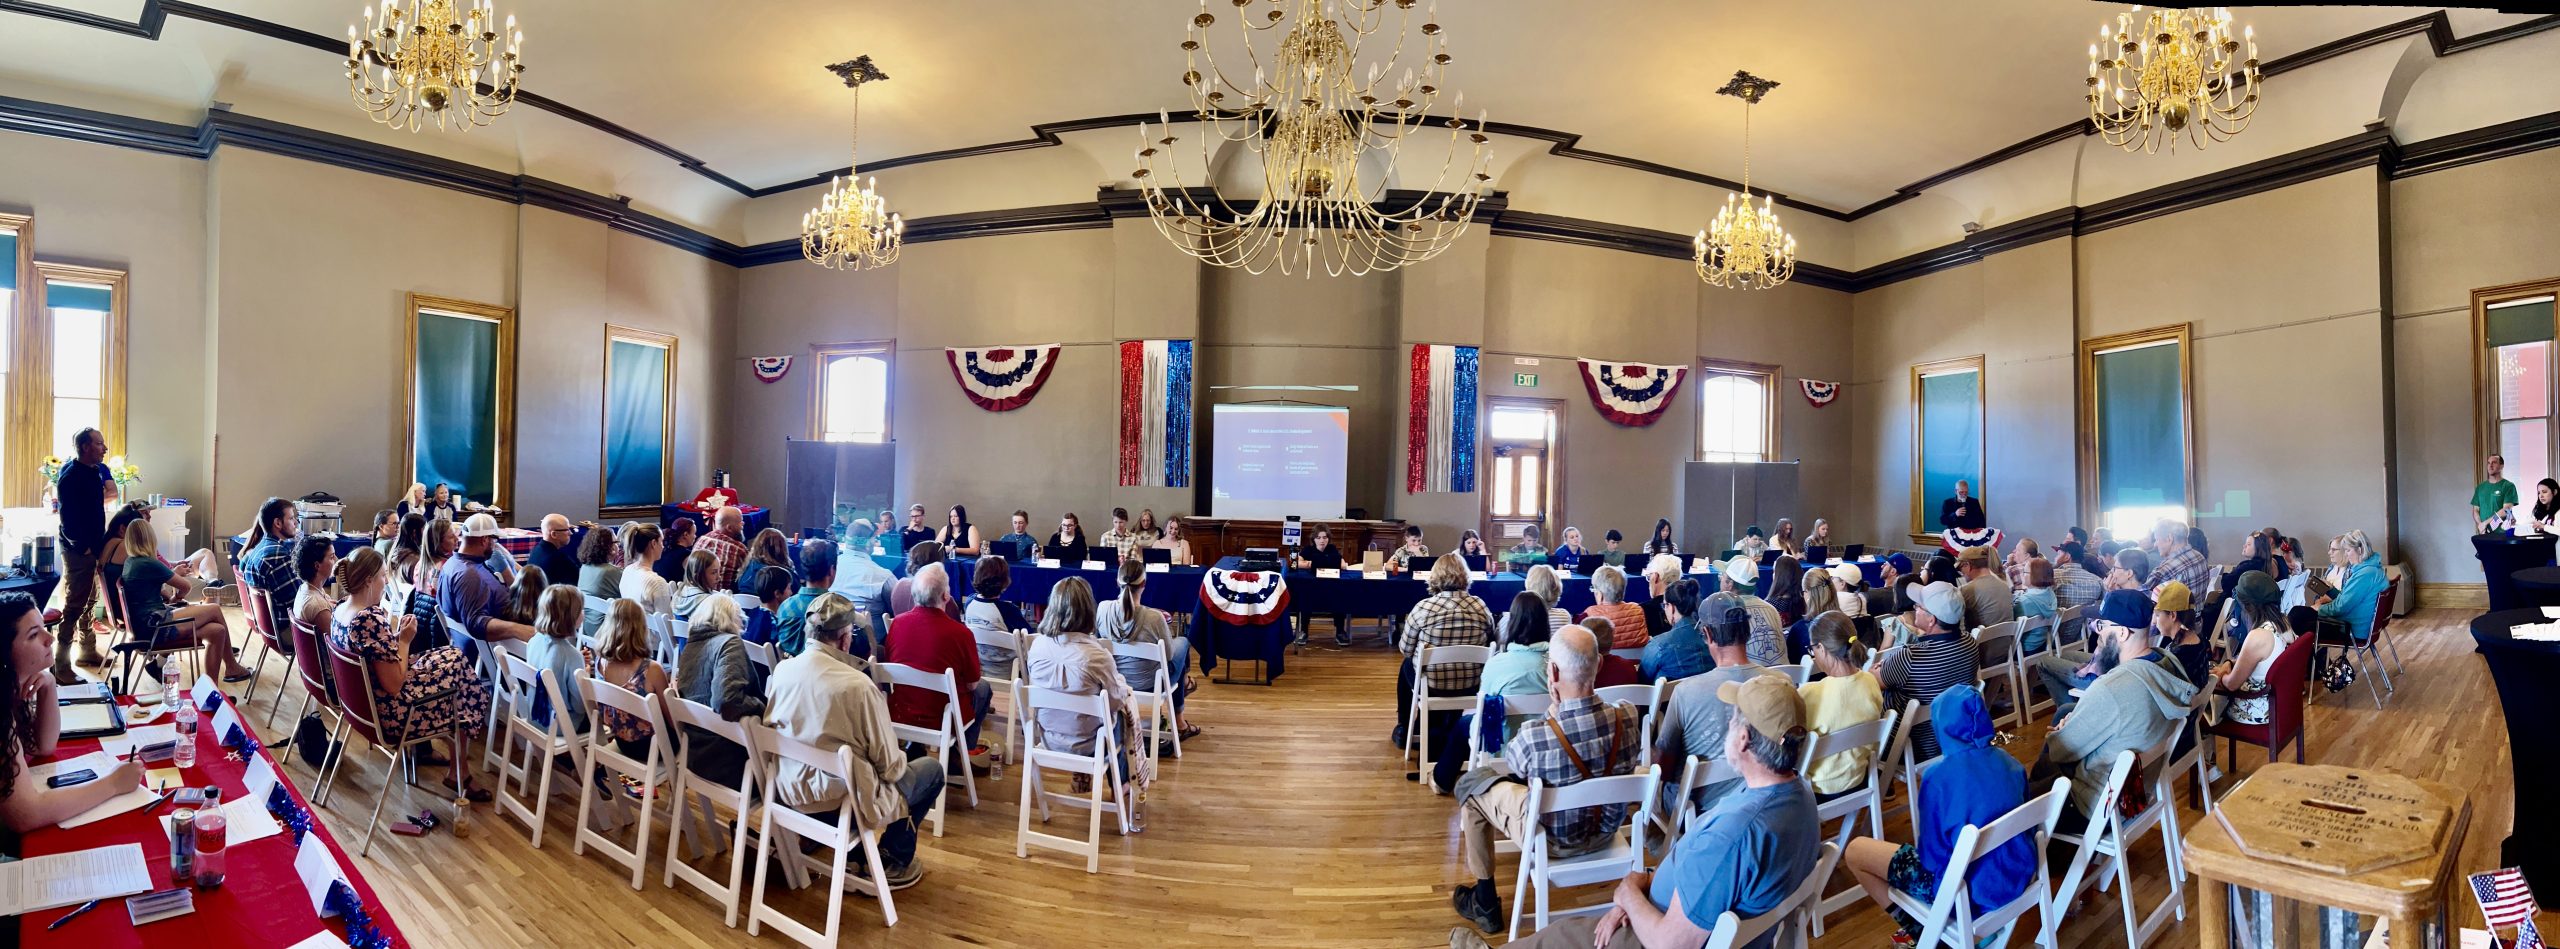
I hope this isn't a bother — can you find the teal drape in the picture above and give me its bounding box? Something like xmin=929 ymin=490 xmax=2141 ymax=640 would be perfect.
xmin=46 ymin=281 xmax=111 ymax=311
xmin=1919 ymin=369 xmax=1983 ymax=512
xmin=602 ymin=338 xmax=669 ymax=508
xmin=0 ymin=234 xmax=13 ymax=292
xmin=2487 ymin=300 xmax=2557 ymax=347
xmin=414 ymin=313 xmax=499 ymax=504
xmin=2095 ymin=342 xmax=2186 ymax=510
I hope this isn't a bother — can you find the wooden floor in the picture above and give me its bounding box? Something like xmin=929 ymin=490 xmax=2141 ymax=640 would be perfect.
xmin=185 ymin=607 xmax=2538 ymax=947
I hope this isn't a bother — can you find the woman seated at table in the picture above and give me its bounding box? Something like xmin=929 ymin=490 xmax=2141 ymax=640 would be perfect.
xmin=292 ymin=534 xmax=341 ymax=639
xmin=618 ymin=523 xmax=673 ymax=615
xmin=122 ymin=520 xmax=252 ymax=682
xmin=330 ymin=547 xmax=491 ymax=805
xmin=1097 ymin=559 xmax=1197 ymax=742
xmin=736 ymin=528 xmax=794 ymax=596
xmin=1129 ymin=508 xmax=1163 ymax=556
xmin=0 ymin=591 xmax=147 ymax=833
xmin=1045 ymin=512 xmax=1093 ymax=566
xmin=939 ymin=505 xmax=984 ymax=558
xmin=1153 ymin=516 xmax=1196 ymax=567
xmin=1644 ymin=518 xmax=1680 ymax=556
xmin=1549 ymin=526 xmax=1590 ymax=569
xmin=1771 ymin=518 xmax=1802 ymax=558
xmin=1025 ymin=577 xmax=1132 ymax=794
xmin=1456 ymin=529 xmax=1489 ymax=561
xmin=576 ymin=526 xmax=622 ymax=602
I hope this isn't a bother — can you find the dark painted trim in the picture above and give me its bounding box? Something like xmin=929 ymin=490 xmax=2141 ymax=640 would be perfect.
xmin=0 ymin=0 xmax=164 ymax=37
xmin=1485 ymin=211 xmax=1857 ymax=292
xmin=0 ymin=94 xmax=205 ymax=157
xmin=757 ymin=113 xmax=1168 ymax=197
xmin=2392 ymin=109 xmax=2560 ymax=178
xmin=732 ymin=201 xmax=1121 ymax=266
xmin=2076 ymin=128 xmax=2395 ymax=236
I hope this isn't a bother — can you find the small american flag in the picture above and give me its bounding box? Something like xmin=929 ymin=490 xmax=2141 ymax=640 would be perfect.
xmin=2474 ymin=868 xmax=2541 ymax=929
xmin=2520 ymin=918 xmax=2546 ymax=949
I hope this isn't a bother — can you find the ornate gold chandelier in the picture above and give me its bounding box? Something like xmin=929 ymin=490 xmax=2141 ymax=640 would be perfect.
xmin=2088 ymin=6 xmax=2259 ymax=153
xmin=802 ymin=57 xmax=904 ymax=272
xmin=1693 ymin=72 xmax=1795 ymax=291
xmin=344 ymin=0 xmax=523 ymax=131
xmin=1132 ymin=0 xmax=1494 ymax=277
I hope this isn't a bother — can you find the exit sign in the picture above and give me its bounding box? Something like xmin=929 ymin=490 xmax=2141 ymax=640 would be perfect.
xmin=1514 ymin=372 xmax=1538 ymax=387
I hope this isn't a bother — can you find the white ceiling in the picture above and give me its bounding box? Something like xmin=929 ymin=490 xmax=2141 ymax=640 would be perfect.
xmin=0 ymin=1 xmax=2542 ymax=216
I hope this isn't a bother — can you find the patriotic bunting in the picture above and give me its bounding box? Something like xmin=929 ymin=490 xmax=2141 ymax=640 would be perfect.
xmin=1800 ymin=378 xmax=1840 ymax=407
xmin=750 ymin=356 xmax=793 ymax=384
xmin=1118 ymin=340 xmax=1195 ymax=487
xmin=1575 ymin=359 xmax=1691 ymax=427
xmin=1199 ymin=568 xmax=1291 ymax=625
xmin=1940 ymin=527 xmax=2005 ymax=557
xmin=945 ymin=344 xmax=1061 ymax=412
xmin=1406 ymin=343 xmax=1479 ymax=493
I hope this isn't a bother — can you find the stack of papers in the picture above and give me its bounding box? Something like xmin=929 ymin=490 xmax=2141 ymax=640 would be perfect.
xmin=2509 ymin=620 xmax=2560 ymax=643
xmin=0 ymin=843 xmax=151 ymax=914
xmin=161 ymin=795 xmax=283 ymax=846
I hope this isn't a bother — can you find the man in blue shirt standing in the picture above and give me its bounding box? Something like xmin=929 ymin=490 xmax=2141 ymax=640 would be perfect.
xmin=49 ymin=428 xmax=116 ymax=683
xmin=1455 ymin=675 xmax=1822 ymax=949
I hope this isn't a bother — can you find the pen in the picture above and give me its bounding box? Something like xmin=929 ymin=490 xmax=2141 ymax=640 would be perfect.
xmin=46 ymin=898 xmax=102 ymax=930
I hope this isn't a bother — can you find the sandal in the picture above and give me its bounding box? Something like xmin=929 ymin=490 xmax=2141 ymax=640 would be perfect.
xmin=221 ymin=668 xmax=255 ymax=683
xmin=1177 ymin=724 xmax=1201 ymax=741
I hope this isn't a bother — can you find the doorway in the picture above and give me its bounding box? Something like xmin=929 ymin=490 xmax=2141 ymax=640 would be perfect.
xmin=1483 ymin=397 xmax=1563 ymax=552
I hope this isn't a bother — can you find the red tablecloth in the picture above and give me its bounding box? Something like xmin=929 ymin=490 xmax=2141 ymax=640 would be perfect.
xmin=18 ymin=695 xmax=408 ymax=948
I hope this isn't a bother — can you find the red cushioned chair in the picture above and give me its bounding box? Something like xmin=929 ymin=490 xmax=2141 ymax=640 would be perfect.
xmin=285 ymin=617 xmax=344 ymax=785
xmin=239 ymin=586 xmax=291 ymax=722
xmin=2205 ymin=629 xmax=2316 ymax=770
xmin=321 ymin=639 xmax=457 ymax=856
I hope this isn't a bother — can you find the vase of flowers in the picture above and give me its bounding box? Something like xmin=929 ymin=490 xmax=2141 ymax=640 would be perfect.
xmin=105 ymin=455 xmax=141 ymax=494
xmin=35 ymin=455 xmax=62 ymax=511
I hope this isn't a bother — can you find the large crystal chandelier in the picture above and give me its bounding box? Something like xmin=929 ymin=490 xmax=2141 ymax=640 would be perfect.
xmin=802 ymin=57 xmax=904 ymax=272
xmin=345 ymin=0 xmax=523 ymax=131
xmin=2088 ymin=6 xmax=2259 ymax=153
xmin=1132 ymin=0 xmax=1494 ymax=277
xmin=1693 ymin=72 xmax=1795 ymax=291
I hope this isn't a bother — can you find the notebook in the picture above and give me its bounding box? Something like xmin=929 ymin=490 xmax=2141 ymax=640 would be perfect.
xmin=0 ymin=842 xmax=151 ymax=914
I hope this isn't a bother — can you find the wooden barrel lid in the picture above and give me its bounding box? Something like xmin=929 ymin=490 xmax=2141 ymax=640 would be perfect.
xmin=2212 ymin=764 xmax=2452 ymax=876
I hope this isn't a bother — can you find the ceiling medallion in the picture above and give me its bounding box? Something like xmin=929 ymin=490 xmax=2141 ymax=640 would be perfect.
xmin=2088 ymin=5 xmax=2260 ymax=153
xmin=345 ymin=0 xmax=524 ymax=131
xmin=1132 ymin=0 xmax=1495 ymax=277
xmin=802 ymin=56 xmax=905 ymax=272
xmin=1693 ymin=71 xmax=1795 ymax=291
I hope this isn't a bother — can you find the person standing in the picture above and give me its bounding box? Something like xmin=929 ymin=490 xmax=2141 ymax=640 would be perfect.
xmin=1938 ymin=479 xmax=1987 ymax=532
xmin=50 ymin=428 xmax=117 ymax=683
xmin=2475 ymin=452 xmax=2520 ymax=534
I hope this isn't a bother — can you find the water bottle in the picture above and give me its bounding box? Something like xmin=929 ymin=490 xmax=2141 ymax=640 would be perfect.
xmin=161 ymin=660 xmax=180 ymax=708
xmin=192 ymin=789 xmax=227 ymax=888
xmin=173 ymin=700 xmax=198 ymax=770
xmin=168 ymin=804 xmax=197 ymax=885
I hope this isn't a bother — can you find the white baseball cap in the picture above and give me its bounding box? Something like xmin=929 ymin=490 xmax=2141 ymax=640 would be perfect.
xmin=1914 ymin=581 xmax=1964 ymax=626
xmin=461 ymin=512 xmax=504 ymax=538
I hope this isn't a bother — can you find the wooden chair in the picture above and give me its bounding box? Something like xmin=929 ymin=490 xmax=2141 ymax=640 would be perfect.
xmin=1404 ymin=643 xmax=1492 ymax=782
xmin=1703 ymin=842 xmax=1843 ymax=949
xmin=574 ymin=672 xmax=674 ymax=889
xmin=878 ymin=661 xmax=977 ymax=836
xmin=1808 ymin=711 xmax=1902 ymax=935
xmin=320 ymin=639 xmax=459 ymax=856
xmin=744 ymin=721 xmax=901 ymax=941
xmin=2205 ymin=631 xmax=2315 ymax=769
xmin=661 ymin=694 xmax=762 ymax=927
xmin=1016 ymin=685 xmax=1132 ymax=873
xmin=1895 ymin=781 xmax=2072 ymax=949
xmin=1509 ymin=766 xmax=1661 ymax=938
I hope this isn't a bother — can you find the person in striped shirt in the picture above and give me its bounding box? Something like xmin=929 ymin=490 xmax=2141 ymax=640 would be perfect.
xmin=1882 ymin=581 xmax=1977 ymax=760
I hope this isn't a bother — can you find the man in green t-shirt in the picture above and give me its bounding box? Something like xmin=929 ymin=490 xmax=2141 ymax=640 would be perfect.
xmin=2475 ymin=452 xmax=2520 ymax=534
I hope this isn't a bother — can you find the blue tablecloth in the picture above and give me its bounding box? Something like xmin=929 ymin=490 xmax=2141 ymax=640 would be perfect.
xmin=662 ymin=502 xmax=770 ymax=538
xmin=1189 ymin=610 xmax=1294 ymax=682
xmin=1 ymin=570 xmax=61 ymax=613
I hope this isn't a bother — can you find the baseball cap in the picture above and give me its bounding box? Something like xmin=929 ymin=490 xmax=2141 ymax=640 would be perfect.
xmin=1700 ymin=591 xmax=1750 ymax=631
xmin=1884 ymin=552 xmax=1914 ymax=575
xmin=2099 ymin=589 xmax=2154 ymax=629
xmin=1955 ymin=545 xmax=1993 ymax=566
xmin=1913 ymin=581 xmax=1963 ymax=626
xmin=1716 ymin=675 xmax=1807 ymax=739
xmin=2234 ymin=570 xmax=2280 ymax=606
xmin=2154 ymin=580 xmax=2192 ymax=613
xmin=461 ymin=512 xmax=503 ymax=538
xmin=807 ymin=592 xmax=865 ymax=634
xmin=1723 ymin=554 xmax=1757 ymax=583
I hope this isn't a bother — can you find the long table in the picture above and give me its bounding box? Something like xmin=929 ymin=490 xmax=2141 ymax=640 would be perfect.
xmin=19 ymin=693 xmax=407 ymax=947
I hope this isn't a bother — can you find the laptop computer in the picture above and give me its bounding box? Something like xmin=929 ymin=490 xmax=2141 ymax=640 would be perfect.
xmin=1805 ymin=545 xmax=1828 ymax=565
xmin=1142 ymin=547 xmax=1172 ymax=565
xmin=1844 ymin=543 xmax=1866 ymax=561
xmin=1095 ymin=547 xmax=1121 ymax=571
xmin=1759 ymin=549 xmax=1781 ymax=567
xmin=1575 ymin=552 xmax=1607 ymax=575
xmin=1462 ymin=553 xmax=1488 ymax=573
xmin=1406 ymin=554 xmax=1436 ymax=573
xmin=1718 ymin=548 xmax=1742 ymax=560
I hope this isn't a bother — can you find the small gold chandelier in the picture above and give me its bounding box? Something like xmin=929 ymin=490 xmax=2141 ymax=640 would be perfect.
xmin=1133 ymin=0 xmax=1495 ymax=277
xmin=345 ymin=0 xmax=523 ymax=132
xmin=802 ymin=56 xmax=904 ymax=272
xmin=2088 ymin=6 xmax=2259 ymax=153
xmin=1694 ymin=71 xmax=1795 ymax=291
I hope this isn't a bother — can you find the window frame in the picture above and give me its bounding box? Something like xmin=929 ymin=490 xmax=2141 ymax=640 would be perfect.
xmin=0 ymin=212 xmax=31 ymax=507
xmin=809 ymin=339 xmax=895 ymax=443
xmin=1694 ymin=357 xmax=1779 ymax=464
xmin=598 ymin=324 xmax=678 ymax=518
xmin=401 ymin=292 xmax=518 ymax=512
xmin=1479 ymin=396 xmax=1564 ymax=541
xmin=31 ymin=259 xmax=128 ymax=471
xmin=2076 ymin=323 xmax=2196 ymax=531
xmin=2474 ymin=277 xmax=2560 ymax=488
xmin=1908 ymin=354 xmax=1987 ymax=545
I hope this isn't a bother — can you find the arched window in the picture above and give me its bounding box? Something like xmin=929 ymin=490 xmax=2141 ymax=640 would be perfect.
xmin=1697 ymin=361 xmax=1775 ymax=463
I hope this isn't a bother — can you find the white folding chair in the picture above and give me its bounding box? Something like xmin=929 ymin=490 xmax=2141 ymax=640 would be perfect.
xmin=2169 ymin=675 xmax=2220 ymax=812
xmin=1808 ymin=711 xmax=1901 ymax=934
xmin=971 ymin=626 xmax=1030 ymax=767
xmin=582 ymin=599 xmax=610 ymax=639
xmin=443 ymin=614 xmax=511 ymax=775
xmin=2050 ymin=738 xmax=2186 ymax=948
xmin=1970 ymin=621 xmax=2025 ymax=731
xmin=573 ymin=672 xmax=673 ymax=889
xmin=744 ymin=721 xmax=900 ymax=941
xmin=878 ymin=662 xmax=978 ymax=836
xmin=1703 ymin=842 xmax=1843 ymax=949
xmin=2018 ymin=613 xmax=2059 ymax=719
xmin=1509 ymin=766 xmax=1662 ymax=938
xmin=1404 ymin=644 xmax=1492 ymax=781
xmin=493 ymin=655 xmax=589 ymax=849
xmin=1766 ymin=663 xmax=1812 ymax=687
xmin=742 ymin=639 xmax=775 ymax=671
xmin=2055 ymin=603 xmax=2093 ymax=651
xmin=1878 ymin=699 xmax=1929 ymax=822
xmin=1111 ymin=640 xmax=1182 ymax=766
xmin=1593 ymin=681 xmax=1659 ymax=761
xmin=1466 ymin=691 xmax=1556 ymax=772
xmin=1016 ymin=685 xmax=1131 ymax=873
xmin=1668 ymin=753 xmax=1742 ymax=840
xmin=728 ymin=592 xmax=763 ymax=611
xmin=1895 ymin=780 xmax=2073 ymax=949
xmin=661 ymin=694 xmax=762 ymax=927
xmin=647 ymin=613 xmax=684 ymax=668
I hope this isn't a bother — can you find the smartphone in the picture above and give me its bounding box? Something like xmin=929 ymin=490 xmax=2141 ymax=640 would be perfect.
xmin=45 ymin=769 xmax=96 ymax=788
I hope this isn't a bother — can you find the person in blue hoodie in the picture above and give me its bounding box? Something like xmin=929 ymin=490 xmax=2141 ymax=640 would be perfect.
xmin=2308 ymin=529 xmax=2385 ymax=641
xmin=1843 ymin=685 xmax=2035 ymax=945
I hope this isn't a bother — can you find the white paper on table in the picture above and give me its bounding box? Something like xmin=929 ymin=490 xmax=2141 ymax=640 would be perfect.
xmin=1036 ymin=558 xmax=1061 ymax=568
xmin=1688 ymin=560 xmax=1714 ymax=574
xmin=211 ymin=702 xmax=243 ymax=742
xmin=163 ymin=796 xmax=282 ymax=846
xmin=1315 ymin=569 xmax=1340 ymax=579
xmin=1468 ymin=571 xmax=1487 ymax=581
xmin=99 ymin=724 xmax=178 ymax=760
xmin=284 ymin=932 xmax=349 ymax=949
xmin=2541 ymin=606 xmax=2560 ymax=619
xmin=242 ymin=754 xmax=281 ymax=802
xmin=27 ymin=751 xmax=116 ymax=784
xmin=2514 ymin=622 xmax=2560 ymax=643
xmin=1144 ymin=563 xmax=1170 ymax=574
xmin=1365 ymin=570 xmax=1390 ymax=580
xmin=59 ymin=783 xmax=159 ymax=829
xmin=191 ymin=674 xmax=219 ymax=701
xmin=295 ymin=836 xmax=349 ymax=917
xmin=0 ymin=842 xmax=151 ymax=915
xmin=1081 ymin=560 xmax=1105 ymax=570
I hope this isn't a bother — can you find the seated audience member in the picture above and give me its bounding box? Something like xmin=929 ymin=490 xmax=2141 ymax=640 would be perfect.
xmin=695 ymin=507 xmax=750 ymax=593
xmin=1477 ymin=592 xmax=1555 ymax=700
xmin=1503 ymin=525 xmax=1551 ymax=571
xmin=2031 ymin=614 xmax=2196 ymax=860
xmin=1389 ymin=524 xmax=1432 ymax=572
xmin=291 ymin=534 xmax=342 ymax=642
xmin=1881 ymin=582 xmax=1977 ymax=759
xmin=889 ymin=542 xmax=966 ymax=623
xmin=1787 ymin=566 xmax=1841 ymax=660
xmin=2108 ymin=546 xmax=2152 ymax=591
xmin=2310 ymin=530 xmax=2386 ymax=643
xmin=575 ymin=525 xmax=622 ymax=602
xmin=106 ymin=503 xmax=214 ymax=608
xmin=1865 ymin=553 xmax=1914 ymax=617
xmin=831 ymin=521 xmax=897 ymax=617
xmin=766 ymin=591 xmax=941 ymax=891
xmin=2146 ymin=518 xmax=2211 ymax=599
xmin=1829 ymin=568 xmax=1869 ymax=619
xmin=896 ymin=504 xmax=937 ymax=554
xmin=1655 ymin=592 xmax=1786 ymax=813
xmin=2154 ymin=581 xmax=2211 ymax=688
xmin=2028 ymin=590 xmax=2159 ymax=718
xmin=886 ymin=563 xmax=991 ymax=760
xmin=1550 ymin=526 xmax=1590 ymax=569
xmin=618 ymin=523 xmax=673 ymax=615
xmin=1799 ymin=613 xmax=1883 ymax=799
xmin=1766 ymin=555 xmax=1807 ymax=627
xmin=1953 ymin=545 xmax=2015 ymax=630
xmin=443 ymin=515 xmax=536 ymax=647
xmin=528 ymin=514 xmax=579 ymax=587
xmin=1600 ymin=529 xmax=1629 ymax=568
xmin=588 ymin=594 xmax=670 ymax=762
xmin=671 ymin=551 xmax=716 ymax=621
xmin=1644 ymin=517 xmax=1679 ymax=556
xmin=528 ymin=586 xmax=596 ymax=734
xmin=332 ymin=547 xmax=489 ymax=803
xmin=2213 ymin=572 xmax=2299 ymax=725
xmin=1720 ymin=554 xmax=1789 ymax=668
xmin=995 ymin=510 xmax=1038 ymax=562
xmin=1523 ymin=565 xmax=1573 ymax=631
xmin=1845 ymin=685 xmax=2033 ymax=944
xmin=1046 ymin=512 xmax=1093 ymax=566
xmin=1454 ymin=674 xmax=1819 ymax=949
xmin=1394 ymin=554 xmax=1494 ymax=750
xmin=1096 ymin=507 xmax=1135 ymax=560
xmin=1458 ymin=530 xmax=1491 ymax=560
xmin=1737 ymin=525 xmax=1770 ymax=563
xmin=404 ymin=519 xmax=453 ymax=637
xmin=236 ymin=496 xmax=304 ymax=621
xmin=653 ymin=516 xmax=696 ymax=581
xmin=1923 ymin=554 xmax=1960 ymax=587
xmin=1639 ymin=577 xmax=1712 ymax=683
xmin=742 ymin=568 xmax=794 ymax=644
xmin=2004 ymin=537 xmax=2042 ymax=589
xmin=388 ymin=512 xmax=427 ymax=578
xmin=1447 ymin=625 xmax=1644 ymax=935
xmin=1584 ymin=617 xmax=1645 ymax=687
xmin=2224 ymin=530 xmax=2289 ymax=593
xmin=1027 ymin=577 xmax=1134 ymax=794
xmin=122 ymin=520 xmax=251 ymax=681
xmin=1639 ymin=554 xmax=1683 ymax=635
xmin=368 ymin=508 xmax=401 ymax=557
xmin=1153 ymin=516 xmax=1197 ymax=567
xmin=1 ymin=591 xmax=151 ymax=829
xmin=1096 ymin=558 xmax=1196 ymax=740
xmin=2014 ymin=558 xmax=2058 ymax=653
xmin=962 ymin=556 xmax=1028 ymax=679
xmin=937 ymin=505 xmax=984 ymax=558
xmin=737 ymin=528 xmax=795 ymax=596
xmin=674 ymin=596 xmax=764 ymax=788
xmin=499 ymin=563 xmax=547 ymax=626
xmin=772 ymin=540 xmax=840 ymax=659
xmin=1584 ymin=565 xmax=1649 ymax=649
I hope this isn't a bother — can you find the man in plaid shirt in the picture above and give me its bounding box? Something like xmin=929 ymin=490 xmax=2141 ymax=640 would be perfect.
xmin=1451 ymin=624 xmax=1644 ymax=934
xmin=1394 ymin=554 xmax=1493 ymax=749
xmin=2147 ymin=519 xmax=2210 ymax=600
xmin=695 ymin=506 xmax=749 ymax=592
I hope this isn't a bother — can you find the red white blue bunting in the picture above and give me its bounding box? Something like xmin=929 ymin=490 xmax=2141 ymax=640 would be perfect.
xmin=1575 ymin=359 xmax=1690 ymax=427
xmin=1198 ymin=568 xmax=1291 ymax=626
xmin=750 ymin=356 xmax=793 ymax=384
xmin=1940 ymin=527 xmax=2004 ymax=557
xmin=944 ymin=344 xmax=1060 ymax=412
xmin=1800 ymin=379 xmax=1839 ymax=407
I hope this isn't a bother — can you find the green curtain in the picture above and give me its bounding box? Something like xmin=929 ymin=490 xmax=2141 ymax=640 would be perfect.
xmin=0 ymin=233 xmax=13 ymax=292
xmin=1919 ymin=369 xmax=1983 ymax=512
xmin=2095 ymin=342 xmax=2186 ymax=510
xmin=414 ymin=313 xmax=500 ymax=504
xmin=2487 ymin=300 xmax=2557 ymax=347
xmin=46 ymin=281 xmax=111 ymax=311
xmin=602 ymin=338 xmax=669 ymax=508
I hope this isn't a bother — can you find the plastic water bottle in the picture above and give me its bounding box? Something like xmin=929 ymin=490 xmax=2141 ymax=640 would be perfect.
xmin=162 ymin=660 xmax=181 ymax=708
xmin=174 ymin=699 xmax=198 ymax=770
xmin=192 ymin=788 xmax=227 ymax=888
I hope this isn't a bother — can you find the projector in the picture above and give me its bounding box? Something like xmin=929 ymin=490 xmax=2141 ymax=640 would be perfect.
xmin=1240 ymin=548 xmax=1284 ymax=572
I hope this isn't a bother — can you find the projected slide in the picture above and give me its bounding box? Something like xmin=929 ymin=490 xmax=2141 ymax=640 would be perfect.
xmin=1211 ymin=404 xmax=1350 ymax=520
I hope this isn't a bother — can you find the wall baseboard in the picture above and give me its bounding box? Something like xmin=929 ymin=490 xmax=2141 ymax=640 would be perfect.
xmin=2415 ymin=582 xmax=2487 ymax=610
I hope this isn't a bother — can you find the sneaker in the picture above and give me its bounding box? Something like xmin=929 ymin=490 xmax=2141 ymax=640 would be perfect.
xmin=1451 ymin=884 xmax=1502 ymax=934
xmin=854 ymin=860 xmax=926 ymax=894
xmin=1448 ymin=928 xmax=1494 ymax=949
